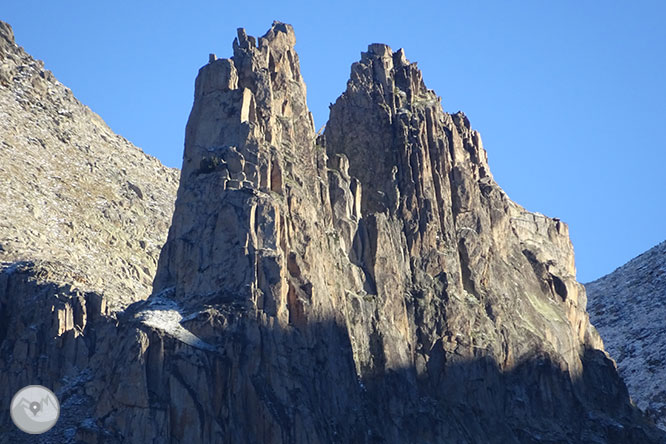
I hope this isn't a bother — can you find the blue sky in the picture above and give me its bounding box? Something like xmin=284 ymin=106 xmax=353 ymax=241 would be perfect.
xmin=4 ymin=1 xmax=665 ymax=283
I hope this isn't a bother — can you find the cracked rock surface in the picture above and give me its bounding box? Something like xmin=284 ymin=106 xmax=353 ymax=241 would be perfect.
xmin=1 ymin=20 xmax=664 ymax=443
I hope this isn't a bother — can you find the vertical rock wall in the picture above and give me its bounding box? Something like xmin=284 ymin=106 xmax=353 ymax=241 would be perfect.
xmin=117 ymin=22 xmax=659 ymax=443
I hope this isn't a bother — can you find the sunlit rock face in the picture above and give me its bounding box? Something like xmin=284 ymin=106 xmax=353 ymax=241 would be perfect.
xmin=587 ymin=240 xmax=666 ymax=432
xmin=1 ymin=20 xmax=664 ymax=443
xmin=0 ymin=21 xmax=179 ymax=312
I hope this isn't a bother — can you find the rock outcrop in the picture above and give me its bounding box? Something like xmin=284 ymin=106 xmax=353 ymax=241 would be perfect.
xmin=586 ymin=240 xmax=666 ymax=431
xmin=1 ymin=20 xmax=664 ymax=443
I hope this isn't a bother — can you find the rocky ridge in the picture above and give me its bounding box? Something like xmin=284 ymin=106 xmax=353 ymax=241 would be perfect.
xmin=1 ymin=20 xmax=664 ymax=443
xmin=0 ymin=20 xmax=179 ymax=310
xmin=586 ymin=240 xmax=666 ymax=431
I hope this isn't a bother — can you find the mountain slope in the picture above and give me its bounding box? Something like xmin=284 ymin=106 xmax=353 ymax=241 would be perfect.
xmin=0 ymin=20 xmax=179 ymax=310
xmin=0 ymin=19 xmax=178 ymax=440
xmin=0 ymin=20 xmax=663 ymax=443
xmin=586 ymin=240 xmax=666 ymax=430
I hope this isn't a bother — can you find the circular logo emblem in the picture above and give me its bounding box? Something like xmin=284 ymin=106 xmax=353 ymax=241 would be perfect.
xmin=10 ymin=385 xmax=60 ymax=434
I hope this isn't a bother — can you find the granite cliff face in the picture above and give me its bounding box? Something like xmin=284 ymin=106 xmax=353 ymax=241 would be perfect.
xmin=586 ymin=240 xmax=666 ymax=431
xmin=1 ymin=20 xmax=664 ymax=443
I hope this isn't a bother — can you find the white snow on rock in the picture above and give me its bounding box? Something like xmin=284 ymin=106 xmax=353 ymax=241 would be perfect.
xmin=133 ymin=290 xmax=215 ymax=352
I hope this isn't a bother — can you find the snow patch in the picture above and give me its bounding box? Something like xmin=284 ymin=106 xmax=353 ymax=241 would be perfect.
xmin=133 ymin=292 xmax=215 ymax=352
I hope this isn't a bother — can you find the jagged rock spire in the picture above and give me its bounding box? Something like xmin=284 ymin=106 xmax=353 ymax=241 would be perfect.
xmin=181 ymin=21 xmax=314 ymax=182
xmin=154 ymin=22 xmax=318 ymax=318
xmin=324 ymin=41 xmax=603 ymax=383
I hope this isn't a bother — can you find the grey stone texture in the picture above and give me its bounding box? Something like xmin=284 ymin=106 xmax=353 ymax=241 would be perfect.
xmin=587 ymin=240 xmax=666 ymax=431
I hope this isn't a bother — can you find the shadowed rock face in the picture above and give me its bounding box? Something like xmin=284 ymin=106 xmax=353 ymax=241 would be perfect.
xmin=1 ymin=21 xmax=664 ymax=443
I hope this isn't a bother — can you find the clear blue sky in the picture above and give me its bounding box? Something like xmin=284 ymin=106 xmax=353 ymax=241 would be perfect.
xmin=4 ymin=1 xmax=665 ymax=283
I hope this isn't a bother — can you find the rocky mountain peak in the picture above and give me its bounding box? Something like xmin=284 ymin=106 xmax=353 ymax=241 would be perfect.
xmin=357 ymin=42 xmax=428 ymax=104
xmin=155 ymin=21 xmax=317 ymax=308
xmin=1 ymin=21 xmax=664 ymax=443
xmin=182 ymin=21 xmax=313 ymax=179
xmin=144 ymin=23 xmax=661 ymax=442
xmin=325 ymin=43 xmax=491 ymax=219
